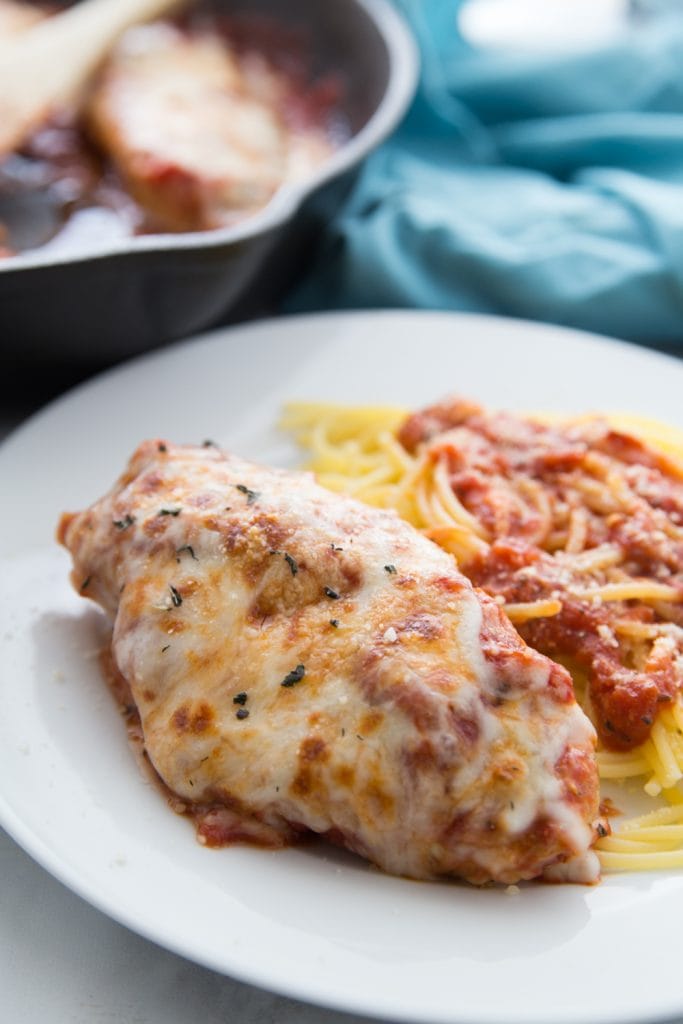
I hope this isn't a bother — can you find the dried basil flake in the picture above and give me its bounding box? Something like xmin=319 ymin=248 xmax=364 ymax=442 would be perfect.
xmin=176 ymin=544 xmax=197 ymax=561
xmin=113 ymin=514 xmax=135 ymax=531
xmin=235 ymin=484 xmax=259 ymax=505
xmin=281 ymin=664 xmax=305 ymax=688
xmin=284 ymin=553 xmax=298 ymax=576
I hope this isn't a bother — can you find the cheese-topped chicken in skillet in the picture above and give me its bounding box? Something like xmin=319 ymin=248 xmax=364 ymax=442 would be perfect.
xmin=86 ymin=23 xmax=332 ymax=231
xmin=58 ymin=441 xmax=602 ymax=885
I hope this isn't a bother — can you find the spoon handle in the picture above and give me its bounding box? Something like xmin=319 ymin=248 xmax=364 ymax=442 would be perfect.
xmin=0 ymin=0 xmax=184 ymax=156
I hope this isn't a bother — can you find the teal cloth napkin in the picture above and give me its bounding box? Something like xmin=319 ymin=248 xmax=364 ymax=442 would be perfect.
xmin=289 ymin=1 xmax=683 ymax=345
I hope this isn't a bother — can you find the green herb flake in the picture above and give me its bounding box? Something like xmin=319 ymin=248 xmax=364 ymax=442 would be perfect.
xmin=233 ymin=692 xmax=248 ymax=706
xmin=157 ymin=443 xmax=167 ymax=453
xmin=176 ymin=544 xmax=197 ymax=562
xmin=113 ymin=514 xmax=135 ymax=531
xmin=161 ymin=644 xmax=170 ymax=653
xmin=159 ymin=507 xmax=181 ymax=517
xmin=79 ymin=576 xmax=92 ymax=592
xmin=384 ymin=564 xmax=397 ymax=574
xmin=324 ymin=587 xmax=340 ymax=600
xmin=597 ymin=823 xmax=608 ymax=838
xmin=169 ymin=585 xmax=183 ymax=608
xmin=284 ymin=553 xmax=298 ymax=576
xmin=329 ymin=619 xmax=340 ymax=628
xmin=235 ymin=484 xmax=259 ymax=505
xmin=281 ymin=664 xmax=305 ymax=688
xmin=202 ymin=439 xmax=217 ymax=448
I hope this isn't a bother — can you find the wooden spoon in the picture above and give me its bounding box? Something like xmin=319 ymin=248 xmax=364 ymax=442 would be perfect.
xmin=0 ymin=0 xmax=186 ymax=157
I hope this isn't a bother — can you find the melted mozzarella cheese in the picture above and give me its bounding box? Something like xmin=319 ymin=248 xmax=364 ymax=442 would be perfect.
xmin=0 ymin=0 xmax=44 ymax=39
xmin=59 ymin=441 xmax=602 ymax=885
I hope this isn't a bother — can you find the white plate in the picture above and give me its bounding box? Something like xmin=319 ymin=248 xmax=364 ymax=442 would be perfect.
xmin=2 ymin=311 xmax=683 ymax=1024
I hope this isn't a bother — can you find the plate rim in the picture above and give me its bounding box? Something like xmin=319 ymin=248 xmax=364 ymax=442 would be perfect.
xmin=3 ymin=309 xmax=683 ymax=1024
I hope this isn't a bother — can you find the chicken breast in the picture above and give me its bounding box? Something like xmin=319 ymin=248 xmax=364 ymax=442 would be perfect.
xmin=58 ymin=440 xmax=602 ymax=885
xmin=86 ymin=23 xmax=288 ymax=231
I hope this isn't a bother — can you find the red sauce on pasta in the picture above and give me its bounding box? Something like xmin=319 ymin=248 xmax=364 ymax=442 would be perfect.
xmin=399 ymin=399 xmax=683 ymax=751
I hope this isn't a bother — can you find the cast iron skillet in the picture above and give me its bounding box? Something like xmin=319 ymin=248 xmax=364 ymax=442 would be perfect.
xmin=0 ymin=0 xmax=418 ymax=366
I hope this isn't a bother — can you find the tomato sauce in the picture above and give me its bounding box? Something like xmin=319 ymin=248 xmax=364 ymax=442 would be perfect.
xmin=400 ymin=399 xmax=683 ymax=751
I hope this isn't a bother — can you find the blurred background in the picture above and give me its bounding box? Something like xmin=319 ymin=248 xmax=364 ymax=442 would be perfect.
xmin=5 ymin=0 xmax=683 ymax=425
xmin=291 ymin=0 xmax=683 ymax=350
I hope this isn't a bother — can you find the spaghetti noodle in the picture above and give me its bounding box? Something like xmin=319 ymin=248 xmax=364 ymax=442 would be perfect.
xmin=282 ymin=398 xmax=683 ymax=872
